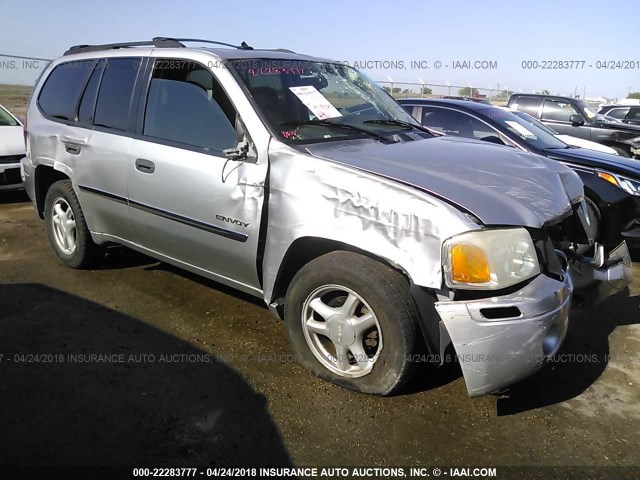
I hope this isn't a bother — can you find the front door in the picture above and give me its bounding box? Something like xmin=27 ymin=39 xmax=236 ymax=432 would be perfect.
xmin=127 ymin=58 xmax=268 ymax=293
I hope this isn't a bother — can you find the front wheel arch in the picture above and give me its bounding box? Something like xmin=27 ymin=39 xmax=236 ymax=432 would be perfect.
xmin=269 ymin=237 xmax=441 ymax=356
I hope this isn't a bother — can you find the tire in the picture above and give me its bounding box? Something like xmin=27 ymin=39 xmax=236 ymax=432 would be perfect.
xmin=284 ymin=251 xmax=422 ymax=395
xmin=610 ymin=145 xmax=631 ymax=158
xmin=44 ymin=179 xmax=103 ymax=268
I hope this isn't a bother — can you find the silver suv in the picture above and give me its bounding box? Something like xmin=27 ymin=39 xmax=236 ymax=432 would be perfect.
xmin=22 ymin=38 xmax=633 ymax=397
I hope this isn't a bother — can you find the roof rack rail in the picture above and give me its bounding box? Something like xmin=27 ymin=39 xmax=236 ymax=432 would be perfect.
xmin=155 ymin=37 xmax=253 ymax=50
xmin=64 ymin=38 xmax=184 ymax=56
xmin=63 ymin=37 xmax=254 ymax=56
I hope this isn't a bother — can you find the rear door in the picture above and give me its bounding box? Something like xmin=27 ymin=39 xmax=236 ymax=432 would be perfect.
xmin=72 ymin=57 xmax=145 ymax=241
xmin=127 ymin=57 xmax=268 ymax=294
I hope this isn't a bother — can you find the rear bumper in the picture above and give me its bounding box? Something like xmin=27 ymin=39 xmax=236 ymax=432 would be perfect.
xmin=435 ymin=273 xmax=572 ymax=398
xmin=0 ymin=161 xmax=23 ymax=190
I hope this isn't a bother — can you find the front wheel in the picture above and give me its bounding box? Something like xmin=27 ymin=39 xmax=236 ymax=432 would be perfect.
xmin=284 ymin=251 xmax=422 ymax=395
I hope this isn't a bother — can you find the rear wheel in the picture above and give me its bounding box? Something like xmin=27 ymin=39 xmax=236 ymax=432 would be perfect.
xmin=284 ymin=251 xmax=422 ymax=395
xmin=44 ymin=180 xmax=103 ymax=268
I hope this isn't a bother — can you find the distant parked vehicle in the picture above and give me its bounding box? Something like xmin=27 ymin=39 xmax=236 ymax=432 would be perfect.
xmin=501 ymin=107 xmax=619 ymax=155
xmin=0 ymin=104 xmax=25 ymax=191
xmin=442 ymin=96 xmax=492 ymax=105
xmin=398 ymin=98 xmax=640 ymax=251
xmin=598 ymin=105 xmax=640 ymax=126
xmin=507 ymin=94 xmax=640 ymax=158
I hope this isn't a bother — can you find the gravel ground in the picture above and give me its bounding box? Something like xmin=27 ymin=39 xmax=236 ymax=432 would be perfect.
xmin=1 ymin=190 xmax=638 ymax=478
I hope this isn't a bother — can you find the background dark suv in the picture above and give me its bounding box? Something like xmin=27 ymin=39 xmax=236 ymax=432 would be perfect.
xmin=598 ymin=104 xmax=640 ymax=126
xmin=508 ymin=94 xmax=640 ymax=158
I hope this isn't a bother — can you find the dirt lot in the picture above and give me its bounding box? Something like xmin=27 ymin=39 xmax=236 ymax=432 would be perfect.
xmin=1 ymin=190 xmax=639 ymax=477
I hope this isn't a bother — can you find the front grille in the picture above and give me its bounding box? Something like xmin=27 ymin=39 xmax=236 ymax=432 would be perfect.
xmin=0 ymin=155 xmax=23 ymax=165
xmin=0 ymin=167 xmax=21 ymax=186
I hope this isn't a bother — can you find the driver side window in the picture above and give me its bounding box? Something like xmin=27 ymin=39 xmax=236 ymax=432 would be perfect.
xmin=143 ymin=59 xmax=238 ymax=153
xmin=541 ymin=100 xmax=579 ymax=123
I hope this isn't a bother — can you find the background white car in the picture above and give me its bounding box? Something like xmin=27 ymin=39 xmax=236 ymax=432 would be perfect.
xmin=0 ymin=104 xmax=25 ymax=190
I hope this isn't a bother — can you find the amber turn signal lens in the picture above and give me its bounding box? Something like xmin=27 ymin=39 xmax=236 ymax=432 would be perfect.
xmin=451 ymin=244 xmax=491 ymax=283
xmin=597 ymin=171 xmax=619 ymax=187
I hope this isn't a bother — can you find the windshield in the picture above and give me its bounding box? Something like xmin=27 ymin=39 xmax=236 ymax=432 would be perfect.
xmin=481 ymin=107 xmax=568 ymax=150
xmin=575 ymin=100 xmax=598 ymax=121
xmin=509 ymin=109 xmax=559 ymax=135
xmin=0 ymin=105 xmax=19 ymax=127
xmin=229 ymin=59 xmax=422 ymax=143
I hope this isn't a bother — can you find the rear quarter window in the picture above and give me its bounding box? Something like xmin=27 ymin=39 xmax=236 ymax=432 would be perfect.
xmin=512 ymin=97 xmax=540 ymax=116
xmin=38 ymin=60 xmax=95 ymax=121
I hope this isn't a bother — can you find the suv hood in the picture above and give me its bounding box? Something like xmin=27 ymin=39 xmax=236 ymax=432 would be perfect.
xmin=305 ymin=136 xmax=582 ymax=228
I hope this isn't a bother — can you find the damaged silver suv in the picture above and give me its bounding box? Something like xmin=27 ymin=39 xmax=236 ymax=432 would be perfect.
xmin=22 ymin=38 xmax=633 ymax=397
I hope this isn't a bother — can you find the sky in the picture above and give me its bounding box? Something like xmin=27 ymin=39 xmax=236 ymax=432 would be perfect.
xmin=0 ymin=0 xmax=638 ymax=99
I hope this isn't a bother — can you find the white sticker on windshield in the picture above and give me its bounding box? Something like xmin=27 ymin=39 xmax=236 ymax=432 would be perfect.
xmin=505 ymin=120 xmax=537 ymax=139
xmin=289 ymin=86 xmax=342 ymax=120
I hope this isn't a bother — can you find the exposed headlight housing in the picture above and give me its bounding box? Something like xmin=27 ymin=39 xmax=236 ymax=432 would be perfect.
xmin=597 ymin=170 xmax=640 ymax=196
xmin=443 ymin=228 xmax=541 ymax=290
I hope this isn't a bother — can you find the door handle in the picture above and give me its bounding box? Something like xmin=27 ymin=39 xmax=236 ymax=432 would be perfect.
xmin=65 ymin=144 xmax=81 ymax=155
xmin=135 ymin=158 xmax=155 ymax=174
xmin=60 ymin=135 xmax=88 ymax=145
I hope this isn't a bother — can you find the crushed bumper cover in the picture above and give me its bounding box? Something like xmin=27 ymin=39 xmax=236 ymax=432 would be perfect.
xmin=435 ymin=241 xmax=633 ymax=398
xmin=435 ymin=273 xmax=572 ymax=398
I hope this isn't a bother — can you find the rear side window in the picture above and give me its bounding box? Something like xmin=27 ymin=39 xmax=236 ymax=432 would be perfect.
xmin=142 ymin=59 xmax=237 ymax=153
xmin=38 ymin=60 xmax=94 ymax=120
xmin=94 ymin=58 xmax=141 ymax=131
xmin=605 ymin=107 xmax=629 ymax=120
xmin=512 ymin=97 xmax=539 ymax=116
xmin=625 ymin=108 xmax=640 ymax=122
xmin=421 ymin=107 xmax=493 ymax=139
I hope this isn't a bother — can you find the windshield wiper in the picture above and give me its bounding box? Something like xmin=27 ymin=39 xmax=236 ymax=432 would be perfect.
xmin=363 ymin=119 xmax=440 ymax=136
xmin=280 ymin=119 xmax=394 ymax=143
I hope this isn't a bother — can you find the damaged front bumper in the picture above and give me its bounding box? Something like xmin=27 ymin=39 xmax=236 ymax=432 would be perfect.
xmin=434 ymin=242 xmax=633 ymax=398
xmin=435 ymin=273 xmax=572 ymax=398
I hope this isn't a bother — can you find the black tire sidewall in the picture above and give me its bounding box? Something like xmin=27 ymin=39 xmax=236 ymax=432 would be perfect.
xmin=285 ymin=252 xmax=419 ymax=395
xmin=44 ymin=180 xmax=95 ymax=268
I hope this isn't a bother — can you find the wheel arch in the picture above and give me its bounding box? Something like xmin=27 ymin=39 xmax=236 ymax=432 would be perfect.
xmin=34 ymin=165 xmax=71 ymax=219
xmin=267 ymin=236 xmax=441 ymax=355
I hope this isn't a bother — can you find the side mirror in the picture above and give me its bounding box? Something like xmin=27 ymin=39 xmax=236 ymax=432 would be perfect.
xmin=569 ymin=114 xmax=585 ymax=126
xmin=223 ymin=140 xmax=257 ymax=163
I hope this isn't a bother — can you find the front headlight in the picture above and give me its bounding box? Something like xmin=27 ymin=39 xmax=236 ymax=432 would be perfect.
xmin=443 ymin=228 xmax=541 ymax=290
xmin=597 ymin=170 xmax=640 ymax=196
